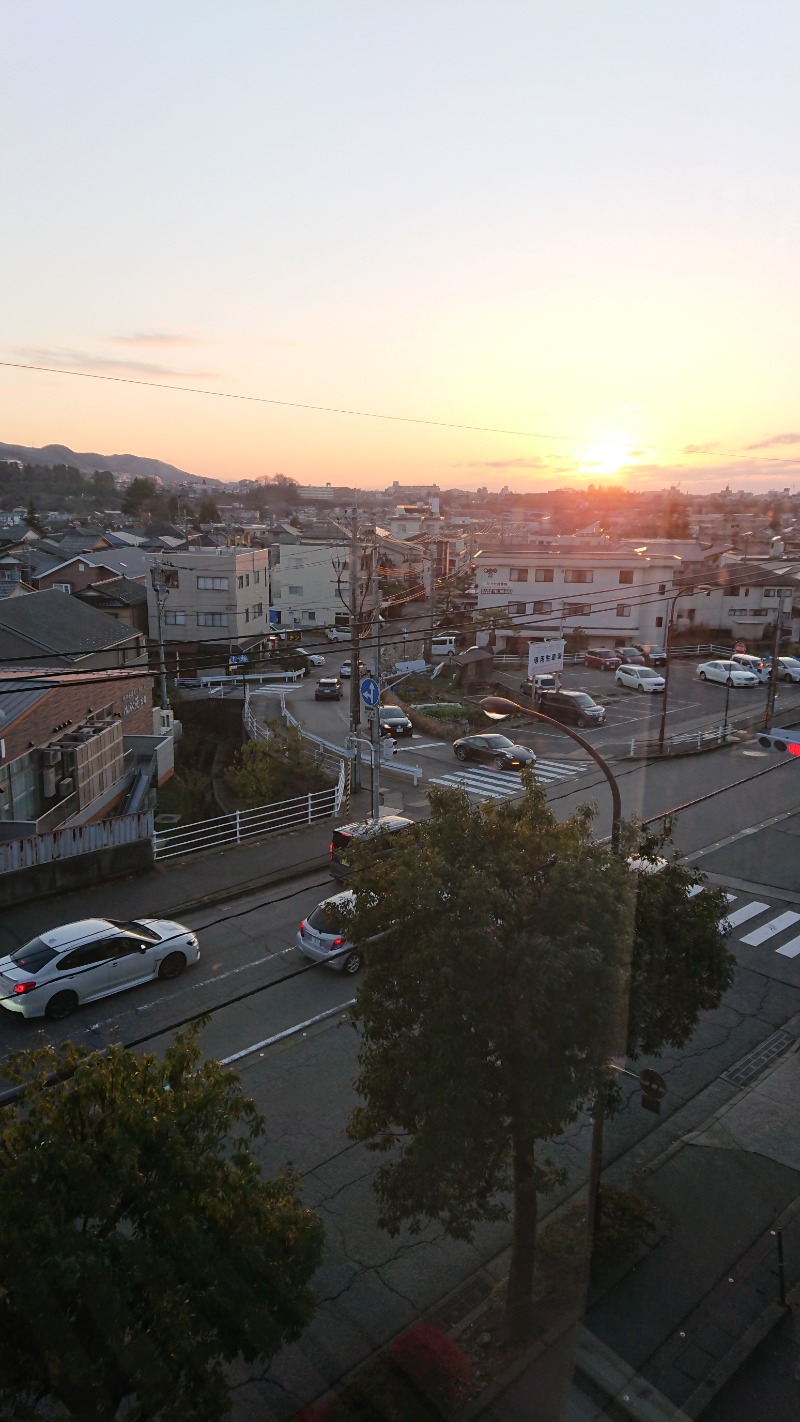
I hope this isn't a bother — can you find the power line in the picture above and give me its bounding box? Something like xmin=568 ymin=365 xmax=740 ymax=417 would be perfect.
xmin=0 ymin=359 xmax=739 ymax=460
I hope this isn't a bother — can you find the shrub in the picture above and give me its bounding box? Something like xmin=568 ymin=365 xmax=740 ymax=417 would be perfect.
xmin=291 ymin=1324 xmax=470 ymax=1422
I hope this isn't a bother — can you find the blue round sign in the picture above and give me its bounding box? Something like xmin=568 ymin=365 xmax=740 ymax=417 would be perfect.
xmin=360 ymin=677 xmax=380 ymax=707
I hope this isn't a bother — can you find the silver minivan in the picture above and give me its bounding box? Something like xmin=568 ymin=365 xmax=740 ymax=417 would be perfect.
xmin=296 ymin=891 xmax=362 ymax=974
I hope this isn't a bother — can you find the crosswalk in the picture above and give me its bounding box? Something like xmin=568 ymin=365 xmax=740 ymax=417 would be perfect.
xmin=428 ymin=758 xmax=593 ymax=800
xmin=719 ymin=890 xmax=800 ymax=959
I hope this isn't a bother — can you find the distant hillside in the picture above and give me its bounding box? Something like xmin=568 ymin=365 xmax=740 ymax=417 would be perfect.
xmin=0 ymin=441 xmax=208 ymax=486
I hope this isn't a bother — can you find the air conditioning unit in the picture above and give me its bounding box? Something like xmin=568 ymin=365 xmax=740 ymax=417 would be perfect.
xmin=42 ymin=768 xmax=58 ymax=799
xmin=57 ymin=777 xmax=75 ymax=798
xmin=41 ymin=747 xmax=62 ymax=767
xmin=76 ymin=728 xmax=96 ymax=742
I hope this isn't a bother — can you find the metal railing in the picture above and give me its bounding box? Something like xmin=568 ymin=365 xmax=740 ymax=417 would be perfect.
xmin=152 ymin=762 xmax=346 ymax=861
xmin=623 ymin=723 xmax=738 ymax=758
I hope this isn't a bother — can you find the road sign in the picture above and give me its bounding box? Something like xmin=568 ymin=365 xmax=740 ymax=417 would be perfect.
xmin=360 ymin=677 xmax=380 ymax=707
xmin=734 ymin=641 xmax=746 ymax=653
xmin=639 ymin=1067 xmax=667 ymax=1114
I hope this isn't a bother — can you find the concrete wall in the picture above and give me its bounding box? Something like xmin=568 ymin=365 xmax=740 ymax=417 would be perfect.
xmin=0 ymin=837 xmax=154 ymax=907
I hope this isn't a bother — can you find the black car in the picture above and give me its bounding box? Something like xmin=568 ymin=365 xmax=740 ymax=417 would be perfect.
xmin=616 ymin=647 xmax=647 ymax=666
xmin=452 ymin=734 xmax=536 ymax=770
xmin=536 ymin=690 xmax=606 ymax=728
xmin=330 ymin=816 xmax=415 ymax=880
xmin=378 ymin=706 xmax=413 ymax=738
xmin=315 ymin=677 xmax=342 ymax=700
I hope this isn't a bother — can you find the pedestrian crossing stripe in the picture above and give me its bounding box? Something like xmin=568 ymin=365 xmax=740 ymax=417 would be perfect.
xmin=428 ymin=758 xmax=593 ymax=798
xmin=719 ymin=893 xmax=800 ymax=961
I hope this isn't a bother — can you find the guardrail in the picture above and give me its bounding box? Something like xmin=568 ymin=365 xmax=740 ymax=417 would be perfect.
xmin=0 ymin=810 xmax=154 ymax=874
xmin=152 ymin=762 xmax=346 ymax=861
xmin=623 ymin=723 xmax=739 ymax=758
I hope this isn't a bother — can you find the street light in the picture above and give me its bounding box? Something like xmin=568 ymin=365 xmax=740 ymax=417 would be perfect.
xmin=478 ymin=694 xmax=624 ymax=1253
xmin=478 ymin=695 xmax=621 ymax=852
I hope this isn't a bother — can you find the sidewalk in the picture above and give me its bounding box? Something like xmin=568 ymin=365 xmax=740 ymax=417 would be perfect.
xmin=472 ymin=1037 xmax=800 ymax=1421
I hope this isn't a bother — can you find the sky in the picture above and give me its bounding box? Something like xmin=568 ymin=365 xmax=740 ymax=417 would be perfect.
xmin=2 ymin=1 xmax=799 ymax=494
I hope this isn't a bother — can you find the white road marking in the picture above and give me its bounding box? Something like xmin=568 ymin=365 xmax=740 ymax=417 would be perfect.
xmin=429 ymin=759 xmax=591 ymax=798
xmin=687 ymin=885 xmax=703 ymax=898
xmin=723 ymin=901 xmax=770 ymax=928
xmin=741 ymin=911 xmax=800 ymax=947
xmin=220 ymin=1001 xmax=355 ymax=1064
xmin=776 ymin=935 xmax=800 ymax=959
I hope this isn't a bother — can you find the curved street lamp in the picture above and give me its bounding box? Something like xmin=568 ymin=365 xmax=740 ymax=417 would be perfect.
xmin=478 ymin=695 xmax=622 ymax=853
xmin=478 ymin=692 xmax=624 ymax=1251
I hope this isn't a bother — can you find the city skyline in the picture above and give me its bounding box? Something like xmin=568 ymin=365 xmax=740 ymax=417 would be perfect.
xmin=2 ymin=1 xmax=798 ymax=494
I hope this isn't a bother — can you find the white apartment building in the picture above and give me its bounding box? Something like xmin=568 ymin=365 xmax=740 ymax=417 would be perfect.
xmin=144 ymin=548 xmax=270 ymax=649
xmin=474 ymin=546 xmax=681 ymax=651
xmin=270 ymin=541 xmax=373 ymax=629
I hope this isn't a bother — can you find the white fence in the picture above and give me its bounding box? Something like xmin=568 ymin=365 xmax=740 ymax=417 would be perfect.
xmin=0 ymin=810 xmax=154 ymax=874
xmin=152 ymin=762 xmax=346 ymax=861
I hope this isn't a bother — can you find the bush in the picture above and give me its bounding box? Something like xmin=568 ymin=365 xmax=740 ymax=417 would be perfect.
xmin=291 ymin=1324 xmax=470 ymax=1422
xmin=226 ymin=726 xmax=334 ymax=806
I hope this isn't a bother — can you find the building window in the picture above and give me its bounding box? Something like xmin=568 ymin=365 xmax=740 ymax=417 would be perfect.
xmin=564 ymin=569 xmax=593 ymax=583
xmin=618 ymin=570 xmax=634 ymax=585
xmin=53 ymin=581 xmax=72 ymax=593
xmin=245 ymin=608 xmax=250 ymax=622
xmin=725 ymin=587 xmax=741 ymax=598
xmin=616 ymin=604 xmax=631 ymax=618
xmin=532 ymin=600 xmax=552 ymax=614
xmin=764 ymin=588 xmax=779 ymax=598
xmin=565 ymin=602 xmax=591 ymax=616
xmin=162 ymin=569 xmax=179 ymax=588
xmin=163 ymin=610 xmax=186 ymax=625
xmin=197 ymin=612 xmax=229 ymax=627
xmin=303 ymin=610 xmax=316 ymax=621
xmin=252 ymin=602 xmax=263 ymax=617
xmin=510 ymin=601 xmax=527 ymax=615
xmin=658 ymin=583 xmax=666 ymax=595
xmin=509 ymin=568 xmax=528 ymax=582
xmin=237 ymin=575 xmax=244 ymax=589
xmin=253 ymin=570 xmax=260 ymax=583
xmin=655 ymin=615 xmax=664 ymax=628
xmin=288 ymin=585 xmax=303 ymax=595
xmin=197 ymin=576 xmax=228 ymax=591
xmin=534 ymin=568 xmax=554 ymax=582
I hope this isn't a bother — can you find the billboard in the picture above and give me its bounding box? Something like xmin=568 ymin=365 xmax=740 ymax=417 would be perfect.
xmin=528 ymin=638 xmax=565 ymax=676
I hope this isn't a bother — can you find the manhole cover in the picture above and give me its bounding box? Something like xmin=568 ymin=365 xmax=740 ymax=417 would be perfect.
xmin=722 ymin=1030 xmax=795 ymax=1088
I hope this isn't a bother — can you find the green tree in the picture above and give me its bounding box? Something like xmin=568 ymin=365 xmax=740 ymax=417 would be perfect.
xmin=23 ymin=498 xmax=44 ymax=535
xmin=121 ymin=476 xmax=160 ymax=515
xmin=197 ymin=495 xmax=221 ymax=523
xmin=345 ymin=783 xmax=630 ymax=1344
xmin=344 ymin=790 xmax=733 ymax=1345
xmin=226 ymin=725 xmax=334 ymax=806
xmin=0 ymin=1024 xmax=323 ymax=1422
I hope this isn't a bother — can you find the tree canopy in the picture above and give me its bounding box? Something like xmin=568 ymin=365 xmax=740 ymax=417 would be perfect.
xmin=226 ymin=724 xmax=334 ymax=806
xmin=344 ymin=784 xmax=732 ymax=1342
xmin=0 ymin=1024 xmax=323 ymax=1422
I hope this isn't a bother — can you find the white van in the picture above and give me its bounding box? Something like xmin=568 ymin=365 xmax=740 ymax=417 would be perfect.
xmin=431 ymin=634 xmax=458 ymax=658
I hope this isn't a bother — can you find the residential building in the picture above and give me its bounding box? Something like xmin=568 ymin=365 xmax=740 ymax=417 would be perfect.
xmin=144 ymin=546 xmax=270 ymax=651
xmin=0 ymin=589 xmax=147 ymax=670
xmin=270 ymin=540 xmax=371 ymax=630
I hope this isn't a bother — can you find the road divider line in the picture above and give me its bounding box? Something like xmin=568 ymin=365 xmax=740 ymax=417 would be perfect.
xmin=220 ymin=1001 xmax=356 ymax=1065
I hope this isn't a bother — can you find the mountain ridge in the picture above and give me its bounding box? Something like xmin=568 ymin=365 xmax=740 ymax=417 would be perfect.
xmin=0 ymin=441 xmax=209 ymax=486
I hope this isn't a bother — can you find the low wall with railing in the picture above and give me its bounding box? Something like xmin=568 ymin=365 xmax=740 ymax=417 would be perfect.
xmin=0 ymin=811 xmax=155 ymax=907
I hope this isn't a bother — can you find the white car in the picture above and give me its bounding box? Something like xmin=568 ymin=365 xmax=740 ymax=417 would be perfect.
xmin=0 ymin=917 xmax=200 ymax=1020
xmin=697 ymin=660 xmax=759 ymax=687
xmin=774 ymin=656 xmax=800 ymax=683
xmin=296 ymin=891 xmax=362 ymax=974
xmin=297 ymin=648 xmax=326 ymax=666
xmin=615 ymin=665 xmax=666 ymax=693
xmin=730 ymin=653 xmax=769 ymax=682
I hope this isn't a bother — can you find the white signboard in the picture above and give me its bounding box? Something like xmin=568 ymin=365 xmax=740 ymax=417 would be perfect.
xmin=528 ymin=638 xmax=565 ymax=676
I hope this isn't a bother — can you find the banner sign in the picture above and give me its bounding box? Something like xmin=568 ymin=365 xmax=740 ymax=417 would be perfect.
xmin=528 ymin=638 xmax=565 ymax=676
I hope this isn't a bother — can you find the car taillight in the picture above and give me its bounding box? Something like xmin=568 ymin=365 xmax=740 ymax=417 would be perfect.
xmin=13 ymin=981 xmax=37 ymax=995
xmin=329 ymin=937 xmax=344 ymax=951
xmin=329 ymin=842 xmax=334 ymax=856
xmin=299 ymin=921 xmax=306 ymax=937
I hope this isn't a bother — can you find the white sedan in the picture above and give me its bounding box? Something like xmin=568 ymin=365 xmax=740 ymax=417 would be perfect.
xmin=697 ymin=660 xmax=760 ymax=687
xmin=774 ymin=657 xmax=800 ymax=683
xmin=615 ymin=665 xmax=666 ymax=693
xmin=297 ymin=648 xmax=326 ymax=666
xmin=0 ymin=917 xmax=200 ymax=1020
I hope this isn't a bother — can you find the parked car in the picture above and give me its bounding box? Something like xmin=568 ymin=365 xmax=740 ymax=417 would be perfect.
xmin=296 ymin=648 xmax=326 ymax=666
xmin=326 ymin=627 xmax=351 ymax=642
xmin=730 ymin=653 xmax=769 ymax=682
xmin=520 ymin=673 xmax=557 ymax=697
xmin=536 ymin=689 xmax=606 ymax=727
xmin=296 ymin=891 xmax=363 ymax=974
xmin=315 ymin=677 xmax=342 ymax=700
xmin=0 ymin=918 xmax=200 ymax=1021
xmin=697 ymin=660 xmax=759 ymax=687
xmin=774 ymin=656 xmax=800 ymax=683
xmin=453 ymin=734 xmax=536 ymax=770
xmin=616 ymin=647 xmax=647 ymax=666
xmin=330 ymin=815 xmax=415 ymax=880
xmin=585 ymin=647 xmax=622 ymax=670
xmin=615 ymin=665 xmax=666 ymax=693
xmin=633 ymin=644 xmax=667 ymax=667
xmin=378 ymin=706 xmax=413 ymax=738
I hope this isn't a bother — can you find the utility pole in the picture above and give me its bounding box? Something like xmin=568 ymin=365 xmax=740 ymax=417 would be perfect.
xmin=150 ymin=563 xmax=170 ymax=713
xmin=764 ymin=587 xmax=788 ymax=729
xmin=423 ymin=541 xmax=436 ymax=662
xmin=348 ymin=508 xmax=361 ymax=739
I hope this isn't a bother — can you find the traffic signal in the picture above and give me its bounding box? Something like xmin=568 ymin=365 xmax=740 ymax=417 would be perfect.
xmin=757 ymin=729 xmax=800 ymax=755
